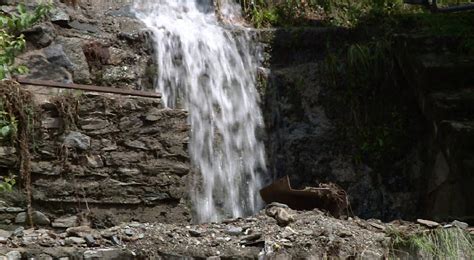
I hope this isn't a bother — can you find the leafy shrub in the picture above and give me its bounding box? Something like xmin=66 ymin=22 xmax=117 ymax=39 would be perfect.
xmin=0 ymin=2 xmax=52 ymax=79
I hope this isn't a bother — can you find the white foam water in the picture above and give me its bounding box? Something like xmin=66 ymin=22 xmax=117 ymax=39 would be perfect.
xmin=133 ymin=0 xmax=266 ymax=222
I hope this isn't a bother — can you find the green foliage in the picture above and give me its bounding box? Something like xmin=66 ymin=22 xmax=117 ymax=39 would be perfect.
xmin=238 ymin=0 xmax=323 ymax=28
xmin=0 ymin=2 xmax=52 ymax=79
xmin=0 ymin=110 xmax=18 ymax=143
xmin=0 ymin=176 xmax=16 ymax=192
xmin=389 ymin=227 xmax=474 ymax=258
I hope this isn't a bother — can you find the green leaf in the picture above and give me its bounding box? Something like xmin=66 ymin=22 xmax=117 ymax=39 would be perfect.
xmin=17 ymin=4 xmax=27 ymax=14
xmin=0 ymin=125 xmax=11 ymax=137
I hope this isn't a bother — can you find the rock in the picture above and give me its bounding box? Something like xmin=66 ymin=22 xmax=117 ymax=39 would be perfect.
xmin=0 ymin=229 xmax=12 ymax=238
xmin=417 ymin=219 xmax=440 ymax=228
xmin=102 ymin=66 xmax=136 ymax=84
xmin=0 ymin=146 xmax=17 ymax=166
xmin=189 ymin=229 xmax=202 ymax=237
xmin=13 ymin=226 xmax=24 ymax=237
xmin=18 ymin=54 xmax=72 ymax=82
xmin=0 ymin=236 xmax=8 ymax=243
xmin=66 ymin=225 xmax=96 ymax=237
xmin=31 ymin=161 xmax=61 ymax=176
xmin=15 ymin=211 xmax=50 ymax=225
xmin=85 ymin=155 xmax=104 ymax=168
xmin=50 ymin=8 xmax=70 ymax=24
xmin=68 ymin=20 xmax=99 ymax=33
xmin=225 ymin=226 xmax=243 ymax=236
xmin=5 ymin=251 xmax=21 ymax=260
xmin=44 ymin=44 xmax=74 ymax=70
xmin=111 ymin=235 xmax=121 ymax=245
xmin=124 ymin=140 xmax=148 ymax=150
xmin=80 ymin=118 xmax=110 ymax=131
xmin=63 ymin=131 xmax=91 ymax=150
xmin=3 ymin=207 xmax=24 ymax=213
xmin=23 ymin=22 xmax=56 ymax=48
xmin=450 ymin=220 xmax=468 ymax=230
xmin=41 ymin=117 xmax=61 ymax=129
xmin=64 ymin=236 xmax=86 ymax=245
xmin=266 ymin=204 xmax=295 ymax=227
xmin=124 ymin=228 xmax=134 ymax=236
xmin=52 ymin=216 xmax=78 ymax=228
xmin=84 ymin=234 xmax=96 ymax=247
xmin=55 ymin=36 xmax=91 ymax=83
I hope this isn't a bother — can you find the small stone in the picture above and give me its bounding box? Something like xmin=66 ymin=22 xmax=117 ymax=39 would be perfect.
xmin=65 ymin=236 xmax=86 ymax=245
xmin=225 ymin=226 xmax=243 ymax=236
xmin=13 ymin=226 xmax=24 ymax=237
xmin=52 ymin=216 xmax=78 ymax=228
xmin=63 ymin=131 xmax=91 ymax=151
xmin=6 ymin=251 xmax=21 ymax=260
xmin=265 ymin=205 xmax=295 ymax=227
xmin=5 ymin=207 xmax=24 ymax=213
xmin=0 ymin=236 xmax=8 ymax=243
xmin=0 ymin=229 xmax=12 ymax=238
xmin=111 ymin=235 xmax=121 ymax=245
xmin=50 ymin=9 xmax=70 ymax=23
xmin=84 ymin=234 xmax=96 ymax=247
xmin=124 ymin=228 xmax=134 ymax=236
xmin=417 ymin=219 xmax=440 ymax=228
xmin=189 ymin=229 xmax=202 ymax=237
xmin=450 ymin=220 xmax=468 ymax=230
xmin=338 ymin=230 xmax=353 ymax=238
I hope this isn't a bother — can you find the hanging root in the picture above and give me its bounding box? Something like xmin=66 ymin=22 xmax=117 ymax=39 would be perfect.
xmin=0 ymin=80 xmax=40 ymax=227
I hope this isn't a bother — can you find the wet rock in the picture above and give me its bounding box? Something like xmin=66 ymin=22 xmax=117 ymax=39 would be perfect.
xmin=15 ymin=211 xmax=51 ymax=226
xmin=63 ymin=131 xmax=91 ymax=151
xmin=19 ymin=54 xmax=72 ymax=82
xmin=417 ymin=219 xmax=440 ymax=228
xmin=266 ymin=203 xmax=295 ymax=227
xmin=52 ymin=216 xmax=78 ymax=228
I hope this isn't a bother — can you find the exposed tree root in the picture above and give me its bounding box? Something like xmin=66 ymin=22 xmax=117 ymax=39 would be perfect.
xmin=0 ymin=80 xmax=40 ymax=227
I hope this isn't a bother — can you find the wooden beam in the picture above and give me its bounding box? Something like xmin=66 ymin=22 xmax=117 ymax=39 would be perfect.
xmin=15 ymin=78 xmax=161 ymax=99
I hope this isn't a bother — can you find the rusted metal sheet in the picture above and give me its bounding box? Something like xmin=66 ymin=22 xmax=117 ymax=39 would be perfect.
xmin=260 ymin=175 xmax=348 ymax=217
xmin=15 ymin=78 xmax=161 ymax=98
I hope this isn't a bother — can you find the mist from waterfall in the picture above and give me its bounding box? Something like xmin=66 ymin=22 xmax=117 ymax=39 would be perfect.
xmin=133 ymin=0 xmax=266 ymax=223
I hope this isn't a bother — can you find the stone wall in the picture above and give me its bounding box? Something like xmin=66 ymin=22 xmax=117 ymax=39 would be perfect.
xmin=0 ymin=90 xmax=192 ymax=227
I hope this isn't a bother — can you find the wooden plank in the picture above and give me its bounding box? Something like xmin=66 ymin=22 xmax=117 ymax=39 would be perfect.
xmin=15 ymin=78 xmax=161 ymax=98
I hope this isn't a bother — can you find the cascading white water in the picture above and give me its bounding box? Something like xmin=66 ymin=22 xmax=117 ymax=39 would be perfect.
xmin=133 ymin=0 xmax=266 ymax=222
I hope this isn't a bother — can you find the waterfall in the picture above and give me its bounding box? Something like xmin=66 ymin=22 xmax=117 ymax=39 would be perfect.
xmin=133 ymin=0 xmax=266 ymax=222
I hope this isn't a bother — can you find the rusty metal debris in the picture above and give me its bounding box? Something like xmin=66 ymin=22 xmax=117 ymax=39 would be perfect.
xmin=260 ymin=176 xmax=348 ymax=218
xmin=15 ymin=78 xmax=161 ymax=98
